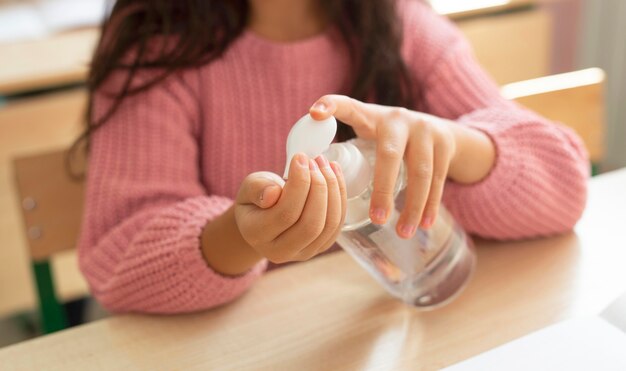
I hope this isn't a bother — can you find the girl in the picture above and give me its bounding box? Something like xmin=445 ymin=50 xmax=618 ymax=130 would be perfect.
xmin=78 ymin=0 xmax=589 ymax=313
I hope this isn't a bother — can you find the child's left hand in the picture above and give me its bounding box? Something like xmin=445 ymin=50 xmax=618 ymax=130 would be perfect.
xmin=309 ymin=95 xmax=495 ymax=239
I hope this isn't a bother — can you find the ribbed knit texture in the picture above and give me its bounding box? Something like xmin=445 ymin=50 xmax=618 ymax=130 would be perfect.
xmin=78 ymin=1 xmax=589 ymax=314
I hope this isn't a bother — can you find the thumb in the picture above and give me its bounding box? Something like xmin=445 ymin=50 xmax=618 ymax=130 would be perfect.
xmin=236 ymin=171 xmax=284 ymax=209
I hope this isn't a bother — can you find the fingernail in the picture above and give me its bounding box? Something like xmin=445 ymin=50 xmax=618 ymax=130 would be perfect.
xmin=370 ymin=208 xmax=387 ymax=223
xmin=296 ymin=154 xmax=308 ymax=168
xmin=399 ymin=224 xmax=416 ymax=238
xmin=316 ymin=155 xmax=330 ymax=169
xmin=260 ymin=186 xmax=274 ymax=202
xmin=420 ymin=216 xmax=433 ymax=229
xmin=309 ymin=159 xmax=319 ymax=172
xmin=330 ymin=161 xmax=343 ymax=176
xmin=311 ymin=101 xmax=327 ymax=113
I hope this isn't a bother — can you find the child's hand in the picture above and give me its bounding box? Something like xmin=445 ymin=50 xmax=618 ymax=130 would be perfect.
xmin=234 ymin=154 xmax=347 ymax=264
xmin=309 ymin=94 xmax=495 ymax=239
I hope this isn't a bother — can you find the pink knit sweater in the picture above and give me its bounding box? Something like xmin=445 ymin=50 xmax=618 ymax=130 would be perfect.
xmin=78 ymin=1 xmax=589 ymax=314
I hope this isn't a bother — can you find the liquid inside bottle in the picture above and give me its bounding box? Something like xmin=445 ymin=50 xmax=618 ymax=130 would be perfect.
xmin=326 ymin=139 xmax=476 ymax=309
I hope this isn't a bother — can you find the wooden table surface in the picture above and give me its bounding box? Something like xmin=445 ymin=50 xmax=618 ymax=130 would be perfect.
xmin=1 ymin=168 xmax=625 ymax=370
xmin=0 ymin=1 xmax=538 ymax=95
xmin=0 ymin=28 xmax=98 ymax=95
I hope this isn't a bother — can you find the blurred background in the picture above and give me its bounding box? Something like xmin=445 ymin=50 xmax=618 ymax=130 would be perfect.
xmin=0 ymin=0 xmax=624 ymax=347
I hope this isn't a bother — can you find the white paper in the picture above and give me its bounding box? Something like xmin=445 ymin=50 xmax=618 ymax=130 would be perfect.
xmin=443 ymin=317 xmax=626 ymax=371
xmin=601 ymin=291 xmax=626 ymax=333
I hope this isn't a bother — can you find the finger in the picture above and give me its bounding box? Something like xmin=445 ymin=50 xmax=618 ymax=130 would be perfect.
xmin=264 ymin=153 xmax=311 ymax=238
xmin=397 ymin=134 xmax=433 ymax=239
xmin=314 ymin=160 xmax=348 ymax=256
xmin=330 ymin=161 xmax=348 ymax=232
xmin=295 ymin=155 xmax=343 ymax=260
xmin=420 ymin=141 xmax=451 ymax=229
xmin=271 ymin=158 xmax=329 ymax=259
xmin=236 ymin=171 xmax=285 ymax=208
xmin=333 ymin=161 xmax=348 ymax=223
xmin=309 ymin=95 xmax=378 ymax=138
xmin=259 ymin=185 xmax=283 ymax=209
xmin=369 ymin=121 xmax=409 ymax=225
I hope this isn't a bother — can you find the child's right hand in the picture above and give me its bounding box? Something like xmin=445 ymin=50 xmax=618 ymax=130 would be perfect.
xmin=234 ymin=154 xmax=347 ymax=264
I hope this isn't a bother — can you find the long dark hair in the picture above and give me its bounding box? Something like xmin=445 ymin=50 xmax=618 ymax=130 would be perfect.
xmin=76 ymin=0 xmax=416 ymax=156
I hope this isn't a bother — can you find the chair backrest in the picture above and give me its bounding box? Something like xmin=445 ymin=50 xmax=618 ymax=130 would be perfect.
xmin=502 ymin=68 xmax=606 ymax=163
xmin=0 ymin=89 xmax=86 ymax=318
xmin=432 ymin=0 xmax=536 ymax=20
xmin=13 ymin=149 xmax=85 ymax=261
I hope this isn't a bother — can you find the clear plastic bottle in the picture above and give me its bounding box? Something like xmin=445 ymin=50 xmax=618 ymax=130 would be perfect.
xmin=325 ymin=139 xmax=476 ymax=309
xmin=284 ymin=114 xmax=476 ymax=309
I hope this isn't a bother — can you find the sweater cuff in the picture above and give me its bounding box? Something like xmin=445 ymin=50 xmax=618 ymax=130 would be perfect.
xmin=442 ymin=105 xmax=589 ymax=240
xmin=171 ymin=196 xmax=268 ymax=310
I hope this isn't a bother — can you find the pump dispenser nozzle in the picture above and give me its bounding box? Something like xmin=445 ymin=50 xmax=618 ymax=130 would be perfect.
xmin=283 ymin=113 xmax=371 ymax=198
xmin=283 ymin=114 xmax=337 ymax=178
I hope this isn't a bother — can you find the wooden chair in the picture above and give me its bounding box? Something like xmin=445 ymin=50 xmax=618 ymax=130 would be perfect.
xmin=0 ymin=89 xmax=87 ymax=321
xmin=13 ymin=148 xmax=86 ymax=333
xmin=502 ymin=68 xmax=606 ymax=172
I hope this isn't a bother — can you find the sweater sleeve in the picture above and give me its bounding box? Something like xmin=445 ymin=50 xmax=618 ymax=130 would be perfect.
xmin=78 ymin=70 xmax=266 ymax=314
xmin=402 ymin=1 xmax=589 ymax=240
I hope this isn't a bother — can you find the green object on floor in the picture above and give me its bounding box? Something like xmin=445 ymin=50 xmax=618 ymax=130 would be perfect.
xmin=591 ymin=163 xmax=600 ymax=177
xmin=32 ymin=261 xmax=67 ymax=334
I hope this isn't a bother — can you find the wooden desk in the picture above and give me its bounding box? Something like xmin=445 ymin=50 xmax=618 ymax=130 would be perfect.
xmin=1 ymin=169 xmax=625 ymax=370
xmin=0 ymin=28 xmax=98 ymax=95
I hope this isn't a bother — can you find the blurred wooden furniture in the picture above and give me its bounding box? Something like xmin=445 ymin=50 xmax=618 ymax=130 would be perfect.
xmin=1 ymin=168 xmax=625 ymax=370
xmin=0 ymin=28 xmax=98 ymax=95
xmin=457 ymin=3 xmax=551 ymax=84
xmin=503 ymin=68 xmax=606 ymax=164
xmin=13 ymin=149 xmax=86 ymax=333
xmin=435 ymin=0 xmax=536 ymax=19
xmin=0 ymin=1 xmax=544 ymax=95
xmin=0 ymin=89 xmax=87 ymax=319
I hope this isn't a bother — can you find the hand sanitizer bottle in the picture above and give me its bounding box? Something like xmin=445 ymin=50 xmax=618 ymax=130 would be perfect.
xmin=284 ymin=114 xmax=476 ymax=309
